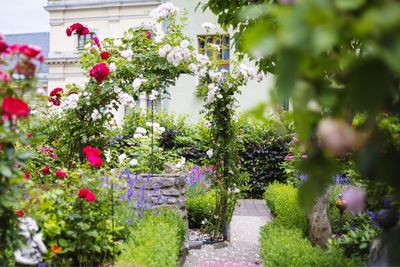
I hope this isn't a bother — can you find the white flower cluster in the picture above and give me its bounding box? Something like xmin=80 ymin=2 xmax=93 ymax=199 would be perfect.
xmin=150 ymin=2 xmax=180 ymax=21
xmin=145 ymin=121 xmax=166 ymax=134
xmin=109 ymin=62 xmax=116 ymax=72
xmin=201 ymin=22 xmax=216 ymax=31
xmin=188 ymin=54 xmax=212 ymax=77
xmin=154 ymin=29 xmax=165 ymax=43
xmin=114 ymin=86 xmax=136 ymax=108
xmin=148 ymin=90 xmax=159 ymax=101
xmin=63 ymin=93 xmax=80 ymax=109
xmin=233 ymin=64 xmax=264 ymax=82
xmin=132 ymin=78 xmax=147 ymax=91
xmin=159 ymin=40 xmax=192 ymax=67
xmin=134 ymin=127 xmax=147 ymax=138
xmin=120 ymin=49 xmax=133 ymax=61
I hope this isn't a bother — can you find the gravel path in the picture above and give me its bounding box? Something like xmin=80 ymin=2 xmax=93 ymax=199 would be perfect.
xmin=184 ymin=199 xmax=272 ymax=267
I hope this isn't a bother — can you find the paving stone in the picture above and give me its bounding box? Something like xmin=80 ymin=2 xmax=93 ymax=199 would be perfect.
xmin=184 ymin=199 xmax=272 ymax=267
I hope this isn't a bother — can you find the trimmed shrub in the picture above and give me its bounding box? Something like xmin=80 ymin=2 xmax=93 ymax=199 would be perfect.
xmin=260 ymin=222 xmax=366 ymax=267
xmin=263 ymin=182 xmax=307 ymax=232
xmin=239 ymin=118 xmax=291 ymax=198
xmin=187 ymin=190 xmax=216 ymax=228
xmin=117 ymin=209 xmax=186 ymax=267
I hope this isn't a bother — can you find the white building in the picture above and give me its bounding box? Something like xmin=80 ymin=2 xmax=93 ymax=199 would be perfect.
xmin=45 ymin=0 xmax=272 ymax=118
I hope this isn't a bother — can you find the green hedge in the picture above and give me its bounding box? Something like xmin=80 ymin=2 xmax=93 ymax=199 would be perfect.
xmin=117 ymin=209 xmax=186 ymax=267
xmin=261 ymin=183 xmax=365 ymax=267
xmin=187 ymin=190 xmax=216 ymax=228
xmin=260 ymin=222 xmax=365 ymax=267
xmin=263 ymin=182 xmax=308 ymax=232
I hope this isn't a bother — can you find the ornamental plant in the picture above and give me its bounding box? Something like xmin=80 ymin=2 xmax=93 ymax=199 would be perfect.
xmin=195 ymin=37 xmax=264 ymax=239
xmin=0 ymin=33 xmax=44 ymax=265
xmin=32 ymin=4 xmax=197 ymax=163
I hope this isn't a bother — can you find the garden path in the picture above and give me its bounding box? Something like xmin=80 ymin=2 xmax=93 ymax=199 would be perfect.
xmin=184 ymin=199 xmax=271 ymax=267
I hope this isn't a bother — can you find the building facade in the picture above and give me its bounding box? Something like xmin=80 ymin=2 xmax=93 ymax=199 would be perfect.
xmin=45 ymin=0 xmax=272 ymax=118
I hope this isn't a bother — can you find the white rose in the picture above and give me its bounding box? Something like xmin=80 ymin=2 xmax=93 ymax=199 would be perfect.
xmin=206 ymin=149 xmax=213 ymax=158
xmin=129 ymin=159 xmax=138 ymax=166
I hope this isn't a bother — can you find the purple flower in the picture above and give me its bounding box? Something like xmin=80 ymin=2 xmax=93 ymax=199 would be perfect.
xmin=342 ymin=186 xmax=367 ymax=215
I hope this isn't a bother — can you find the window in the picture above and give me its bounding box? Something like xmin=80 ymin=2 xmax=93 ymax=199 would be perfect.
xmin=198 ymin=34 xmax=230 ymax=71
xmin=78 ymin=32 xmax=96 ymax=49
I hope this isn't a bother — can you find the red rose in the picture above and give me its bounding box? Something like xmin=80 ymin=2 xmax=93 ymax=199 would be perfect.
xmin=89 ymin=63 xmax=110 ymax=83
xmin=26 ymin=133 xmax=32 ymax=138
xmin=50 ymin=88 xmax=63 ymax=97
xmin=15 ymin=61 xmax=36 ymax=77
xmin=41 ymin=167 xmax=51 ymax=175
xmin=24 ymin=171 xmax=30 ymax=180
xmin=55 ymin=170 xmax=66 ymax=179
xmin=0 ymin=40 xmax=8 ymax=54
xmin=83 ymin=145 xmax=102 ymax=157
xmin=78 ymin=188 xmax=89 ymax=198
xmin=66 ymin=27 xmax=72 ymax=36
xmin=92 ymin=37 xmax=101 ymax=48
xmin=68 ymin=23 xmax=90 ymax=36
xmin=146 ymin=31 xmax=152 ymax=39
xmin=38 ymin=55 xmax=45 ymax=62
xmin=2 ymin=97 xmax=30 ymax=118
xmin=87 ymin=155 xmax=103 ymax=168
xmin=100 ymin=51 xmax=110 ymax=60
xmin=19 ymin=44 xmax=41 ymax=58
xmin=49 ymin=98 xmax=61 ymax=106
xmin=84 ymin=191 xmax=96 ymax=202
xmin=15 ymin=210 xmax=25 ymax=217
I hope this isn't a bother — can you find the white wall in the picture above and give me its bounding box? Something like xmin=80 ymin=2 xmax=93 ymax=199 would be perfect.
xmin=167 ymin=0 xmax=273 ymax=120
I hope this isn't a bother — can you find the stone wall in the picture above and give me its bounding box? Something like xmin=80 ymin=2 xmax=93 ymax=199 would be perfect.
xmin=132 ymin=174 xmax=187 ymax=219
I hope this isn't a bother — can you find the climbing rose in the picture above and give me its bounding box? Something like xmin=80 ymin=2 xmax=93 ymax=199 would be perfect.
xmin=67 ymin=23 xmax=90 ymax=36
xmin=50 ymin=87 xmax=63 ymax=97
xmin=66 ymin=28 xmax=72 ymax=36
xmin=83 ymin=145 xmax=102 ymax=157
xmin=24 ymin=171 xmax=30 ymax=180
xmin=92 ymin=37 xmax=101 ymax=48
xmin=2 ymin=97 xmax=29 ymax=119
xmin=146 ymin=31 xmax=152 ymax=39
xmin=15 ymin=210 xmax=25 ymax=217
xmin=100 ymin=51 xmax=110 ymax=60
xmin=19 ymin=44 xmax=41 ymax=58
xmin=41 ymin=167 xmax=51 ymax=175
xmin=89 ymin=63 xmax=110 ymax=83
xmin=78 ymin=188 xmax=90 ymax=198
xmin=0 ymin=39 xmax=8 ymax=54
xmin=87 ymin=155 xmax=103 ymax=168
xmin=84 ymin=191 xmax=96 ymax=202
xmin=15 ymin=61 xmax=36 ymax=77
xmin=55 ymin=170 xmax=66 ymax=179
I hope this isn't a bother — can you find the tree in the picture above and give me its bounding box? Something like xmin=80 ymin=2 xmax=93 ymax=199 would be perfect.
xmin=205 ymin=0 xmax=400 ymax=262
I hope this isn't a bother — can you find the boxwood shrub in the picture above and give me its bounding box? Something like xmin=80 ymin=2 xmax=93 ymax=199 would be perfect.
xmin=261 ymin=182 xmax=366 ymax=266
xmin=263 ymin=182 xmax=307 ymax=232
xmin=187 ymin=190 xmax=216 ymax=228
xmin=117 ymin=209 xmax=186 ymax=267
xmin=260 ymin=222 xmax=365 ymax=267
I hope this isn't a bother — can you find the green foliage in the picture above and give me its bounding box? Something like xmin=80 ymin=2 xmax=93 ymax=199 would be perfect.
xmin=187 ymin=187 xmax=216 ymax=228
xmin=329 ymin=216 xmax=380 ymax=258
xmin=238 ymin=115 xmax=291 ymax=198
xmin=117 ymin=209 xmax=186 ymax=267
xmin=263 ymin=182 xmax=307 ymax=232
xmin=260 ymin=222 xmax=366 ymax=267
xmin=33 ymin=171 xmax=129 ymax=266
